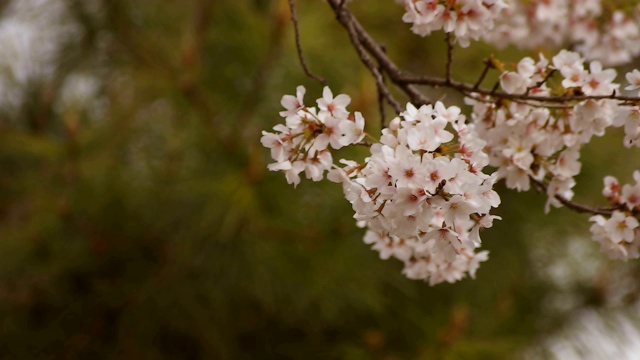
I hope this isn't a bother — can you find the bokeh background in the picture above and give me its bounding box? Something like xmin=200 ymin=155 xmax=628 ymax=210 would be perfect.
xmin=2 ymin=0 xmax=640 ymax=359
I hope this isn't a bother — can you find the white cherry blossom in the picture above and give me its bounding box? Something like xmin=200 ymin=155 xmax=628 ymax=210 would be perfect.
xmin=625 ymin=69 xmax=640 ymax=91
xmin=263 ymin=2 xmax=640 ymax=284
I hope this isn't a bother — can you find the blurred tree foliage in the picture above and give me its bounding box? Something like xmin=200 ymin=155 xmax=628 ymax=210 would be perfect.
xmin=1 ymin=0 xmax=639 ymax=359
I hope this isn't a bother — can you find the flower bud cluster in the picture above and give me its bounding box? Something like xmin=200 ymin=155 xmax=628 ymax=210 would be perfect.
xmin=401 ymin=0 xmax=507 ymax=47
xmin=261 ymin=86 xmax=365 ymax=187
xmin=328 ymin=102 xmax=501 ymax=285
xmin=467 ymin=50 xmax=640 ymax=213
xmin=483 ymin=0 xmax=640 ymax=66
xmin=590 ymin=173 xmax=640 ymax=260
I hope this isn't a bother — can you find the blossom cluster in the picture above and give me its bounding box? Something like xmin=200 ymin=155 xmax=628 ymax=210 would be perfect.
xmin=617 ymin=70 xmax=640 ymax=148
xmin=328 ymin=102 xmax=501 ymax=285
xmin=483 ymin=0 xmax=640 ymax=66
xmin=263 ymin=87 xmax=502 ymax=285
xmin=262 ymin=0 xmax=640 ymax=287
xmin=401 ymin=0 xmax=507 ymax=47
xmin=590 ymin=173 xmax=640 ymax=260
xmin=399 ymin=0 xmax=640 ymax=66
xmin=261 ymin=86 xmax=365 ymax=187
xmin=467 ymin=50 xmax=640 ymax=214
xmin=464 ymin=49 xmax=640 ymax=260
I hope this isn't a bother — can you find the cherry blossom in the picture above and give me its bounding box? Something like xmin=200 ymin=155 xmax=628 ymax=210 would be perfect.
xmin=468 ymin=50 xmax=637 ymax=216
xmin=262 ymin=86 xmax=366 ymax=188
xmin=401 ymin=0 xmax=507 ymax=47
xmin=264 ymin=0 xmax=640 ymax=285
xmin=625 ymin=69 xmax=640 ymax=91
xmin=588 ymin=173 xmax=640 ymax=260
xmin=324 ymin=101 xmax=501 ymax=285
xmin=317 ymin=86 xmax=351 ymax=118
xmin=590 ymin=212 xmax=640 ymax=260
xmin=482 ymin=0 xmax=640 ymax=66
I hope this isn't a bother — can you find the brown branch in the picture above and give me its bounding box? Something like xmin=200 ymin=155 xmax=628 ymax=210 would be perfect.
xmin=327 ymin=0 xmax=431 ymax=106
xmin=332 ymin=2 xmax=402 ymax=115
xmin=288 ymin=0 xmax=326 ymax=84
xmin=445 ymin=32 xmax=453 ymax=85
xmin=473 ymin=58 xmax=492 ymax=91
xmin=525 ymin=69 xmax=556 ymax=95
xmin=490 ymin=79 xmax=500 ymax=96
xmin=325 ymin=2 xmax=639 ymax=108
xmin=307 ymin=0 xmax=640 ymax=220
xmin=341 ymin=23 xmax=397 ymax=110
xmin=324 ymin=0 xmax=640 ymax=108
xmin=377 ymin=68 xmax=388 ymax=127
xmin=377 ymin=43 xmax=391 ymax=127
xmin=465 ymin=92 xmax=575 ymax=109
xmin=529 ymin=176 xmax=619 ymax=216
xmin=396 ymin=73 xmax=640 ymax=104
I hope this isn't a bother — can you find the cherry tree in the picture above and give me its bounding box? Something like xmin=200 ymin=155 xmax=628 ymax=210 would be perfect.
xmin=262 ymin=0 xmax=640 ymax=285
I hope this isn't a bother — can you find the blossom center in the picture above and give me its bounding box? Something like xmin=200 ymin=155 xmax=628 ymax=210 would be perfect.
xmin=405 ymin=169 xmax=415 ymax=178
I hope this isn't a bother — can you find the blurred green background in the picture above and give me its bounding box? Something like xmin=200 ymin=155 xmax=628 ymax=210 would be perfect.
xmin=1 ymin=0 xmax=640 ymax=359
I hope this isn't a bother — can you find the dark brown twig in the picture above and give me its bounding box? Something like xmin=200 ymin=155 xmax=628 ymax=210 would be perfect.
xmin=473 ymin=58 xmax=493 ymax=91
xmin=529 ymin=176 xmax=619 ymax=216
xmin=396 ymin=72 xmax=640 ymax=104
xmin=377 ymin=43 xmax=390 ymax=127
xmin=288 ymin=0 xmax=326 ymax=84
xmin=318 ymin=0 xmax=640 ymax=219
xmin=525 ymin=69 xmax=556 ymax=95
xmin=377 ymin=69 xmax=388 ymax=127
xmin=334 ymin=2 xmax=402 ymax=114
xmin=445 ymin=32 xmax=453 ymax=84
xmin=464 ymin=92 xmax=575 ymax=109
xmin=326 ymin=0 xmax=640 ymax=107
xmin=327 ymin=1 xmax=431 ymax=106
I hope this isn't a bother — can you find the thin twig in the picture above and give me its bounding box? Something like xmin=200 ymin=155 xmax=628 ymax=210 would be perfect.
xmin=318 ymin=0 xmax=640 ymax=219
xmin=396 ymin=72 xmax=640 ymax=104
xmin=376 ymin=43 xmax=394 ymax=126
xmin=525 ymin=69 xmax=556 ymax=95
xmin=377 ymin=69 xmax=387 ymax=127
xmin=473 ymin=58 xmax=492 ymax=91
xmin=463 ymin=91 xmax=574 ymax=109
xmin=347 ymin=14 xmax=431 ymax=106
xmin=288 ymin=0 xmax=326 ymax=84
xmin=490 ymin=80 xmax=500 ymax=96
xmin=445 ymin=32 xmax=453 ymax=84
xmin=339 ymin=8 xmax=402 ymax=114
xmin=529 ymin=176 xmax=619 ymax=216
xmin=325 ymin=0 xmax=640 ymax=107
xmin=326 ymin=0 xmax=431 ymax=106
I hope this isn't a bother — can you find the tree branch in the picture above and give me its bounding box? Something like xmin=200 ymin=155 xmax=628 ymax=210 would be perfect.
xmin=529 ymin=176 xmax=620 ymax=216
xmin=525 ymin=69 xmax=556 ymax=95
xmin=445 ymin=32 xmax=453 ymax=85
xmin=325 ymin=0 xmax=640 ymax=108
xmin=288 ymin=0 xmax=326 ymax=85
xmin=338 ymin=8 xmax=402 ymax=115
xmin=473 ymin=58 xmax=493 ymax=91
xmin=396 ymin=72 xmax=639 ymax=104
xmin=327 ymin=0 xmax=431 ymax=107
xmin=377 ymin=67 xmax=388 ymax=127
xmin=319 ymin=0 xmax=640 ymax=220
